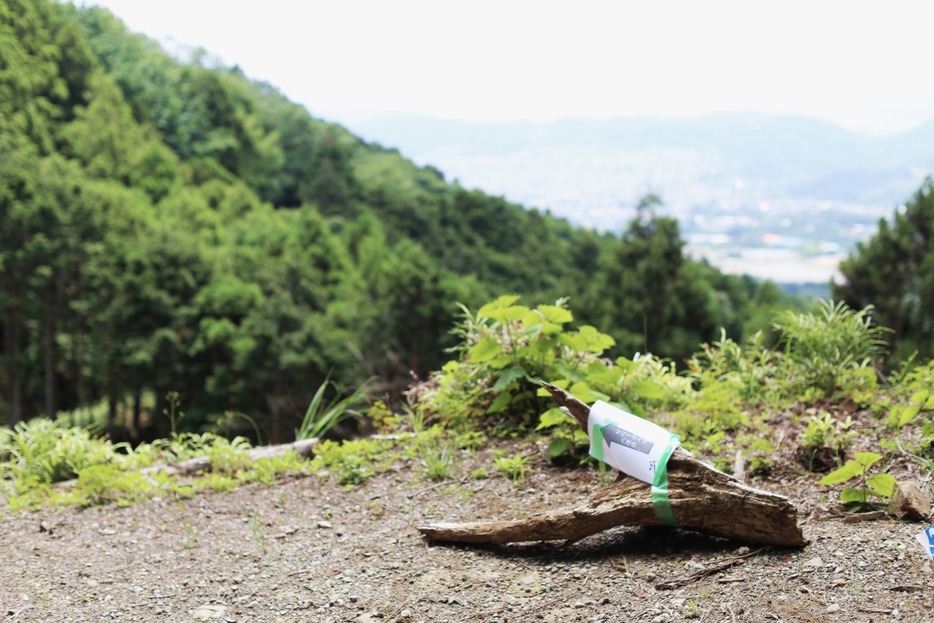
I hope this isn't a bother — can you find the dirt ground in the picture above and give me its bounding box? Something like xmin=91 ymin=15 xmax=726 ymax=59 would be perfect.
xmin=2 ymin=441 xmax=933 ymax=623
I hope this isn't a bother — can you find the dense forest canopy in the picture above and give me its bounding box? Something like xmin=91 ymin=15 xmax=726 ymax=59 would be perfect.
xmin=1 ymin=0 xmax=922 ymax=443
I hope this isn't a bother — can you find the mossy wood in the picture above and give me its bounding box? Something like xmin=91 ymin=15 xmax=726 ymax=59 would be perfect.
xmin=418 ymin=383 xmax=807 ymax=548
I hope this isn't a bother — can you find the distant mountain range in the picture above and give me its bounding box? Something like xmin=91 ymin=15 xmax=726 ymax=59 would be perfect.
xmin=349 ymin=113 xmax=934 ymax=283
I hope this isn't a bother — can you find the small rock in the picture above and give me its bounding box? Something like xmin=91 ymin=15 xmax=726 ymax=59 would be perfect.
xmin=802 ymin=556 xmax=824 ymax=569
xmin=399 ymin=608 xmax=412 ymax=619
xmin=827 ymin=603 xmax=840 ymax=613
xmin=317 ymin=521 xmax=333 ymax=529
xmin=887 ymin=480 xmax=932 ymax=520
xmin=192 ymin=604 xmax=226 ymax=620
xmin=355 ymin=614 xmax=379 ymax=623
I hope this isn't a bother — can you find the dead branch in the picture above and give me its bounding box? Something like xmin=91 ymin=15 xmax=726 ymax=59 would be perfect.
xmin=141 ymin=438 xmax=320 ymax=477
xmin=654 ymin=547 xmax=765 ymax=589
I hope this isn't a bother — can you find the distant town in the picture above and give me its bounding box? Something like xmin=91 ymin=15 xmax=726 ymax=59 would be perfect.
xmin=354 ymin=113 xmax=934 ymax=287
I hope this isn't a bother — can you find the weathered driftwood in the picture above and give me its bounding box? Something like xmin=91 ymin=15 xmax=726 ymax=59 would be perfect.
xmin=418 ymin=383 xmax=807 ymax=548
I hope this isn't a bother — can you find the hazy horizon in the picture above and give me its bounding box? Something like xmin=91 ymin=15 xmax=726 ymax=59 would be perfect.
xmin=88 ymin=0 xmax=934 ymax=138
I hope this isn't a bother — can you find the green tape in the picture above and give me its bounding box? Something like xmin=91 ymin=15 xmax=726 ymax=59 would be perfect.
xmin=590 ymin=419 xmax=680 ymax=527
xmin=651 ymin=435 xmax=680 ymax=527
xmin=589 ymin=422 xmax=605 ymax=462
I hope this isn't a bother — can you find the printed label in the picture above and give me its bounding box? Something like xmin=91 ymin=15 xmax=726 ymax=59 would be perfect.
xmin=916 ymin=526 xmax=934 ymax=561
xmin=588 ymin=401 xmax=677 ymax=484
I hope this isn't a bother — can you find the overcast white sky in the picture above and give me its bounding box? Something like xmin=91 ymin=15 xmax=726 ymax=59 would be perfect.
xmin=87 ymin=0 xmax=934 ymax=136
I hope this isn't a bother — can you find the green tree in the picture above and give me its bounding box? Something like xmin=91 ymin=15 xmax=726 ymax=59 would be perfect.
xmin=834 ymin=179 xmax=934 ymax=362
xmin=584 ymin=195 xmax=719 ymax=361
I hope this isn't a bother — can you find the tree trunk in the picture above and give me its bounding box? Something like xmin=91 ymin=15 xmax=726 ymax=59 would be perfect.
xmin=42 ymin=293 xmax=56 ymax=418
xmin=132 ymin=385 xmax=142 ymax=439
xmin=419 ymin=383 xmax=807 ymax=548
xmin=267 ymin=374 xmax=284 ymax=444
xmin=107 ymin=358 xmax=118 ymax=426
xmin=4 ymin=303 xmax=23 ymax=425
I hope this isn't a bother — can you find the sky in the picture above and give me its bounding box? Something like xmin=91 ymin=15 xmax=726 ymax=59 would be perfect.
xmin=86 ymin=0 xmax=934 ymax=136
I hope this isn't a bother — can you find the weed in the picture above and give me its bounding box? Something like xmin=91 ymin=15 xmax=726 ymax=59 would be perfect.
xmin=310 ymin=438 xmax=393 ymax=486
xmin=819 ymin=451 xmax=896 ymax=510
xmin=469 ymin=467 xmax=489 ymax=480
xmin=773 ymin=300 xmax=889 ymax=398
xmin=296 ymin=377 xmax=369 ymax=440
xmin=250 ymin=512 xmax=268 ymax=554
xmin=493 ymin=451 xmax=534 ymax=484
xmin=799 ymin=411 xmax=854 ymax=471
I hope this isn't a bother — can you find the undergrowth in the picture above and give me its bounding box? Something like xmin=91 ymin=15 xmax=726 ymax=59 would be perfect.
xmin=3 ymin=297 xmax=932 ymax=515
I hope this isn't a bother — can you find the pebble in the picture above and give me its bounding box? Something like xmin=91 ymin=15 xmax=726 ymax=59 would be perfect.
xmin=191 ymin=604 xmax=226 ymax=620
xmin=827 ymin=603 xmax=840 ymax=613
xmin=802 ymin=556 xmax=823 ymax=569
xmin=317 ymin=520 xmax=333 ymax=529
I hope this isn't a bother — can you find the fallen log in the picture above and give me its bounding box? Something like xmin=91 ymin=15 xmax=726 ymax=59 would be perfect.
xmin=141 ymin=437 xmax=320 ymax=477
xmin=418 ymin=383 xmax=807 ymax=548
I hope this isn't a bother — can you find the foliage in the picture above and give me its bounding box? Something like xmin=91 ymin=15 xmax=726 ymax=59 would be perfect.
xmin=1 ymin=0 xmax=791 ymax=439
xmin=686 ymin=329 xmax=784 ymax=405
xmin=309 ymin=438 xmax=393 ymax=487
xmin=772 ymin=300 xmax=888 ymax=398
xmin=417 ymin=296 xmax=615 ymax=431
xmin=0 ymin=417 xmax=310 ymax=509
xmin=798 ymin=411 xmax=855 ymax=471
xmin=0 ymin=418 xmax=123 ymax=486
xmin=835 ymin=179 xmax=934 ymax=363
xmin=492 ymin=451 xmax=534 ymax=484
xmin=819 ymin=451 xmax=896 ymax=510
xmin=295 ymin=378 xmax=369 ymax=441
xmin=581 ymin=198 xmax=723 ymax=362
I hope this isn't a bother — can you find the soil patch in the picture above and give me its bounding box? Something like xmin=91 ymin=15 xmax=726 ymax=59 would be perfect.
xmin=2 ymin=442 xmax=933 ymax=622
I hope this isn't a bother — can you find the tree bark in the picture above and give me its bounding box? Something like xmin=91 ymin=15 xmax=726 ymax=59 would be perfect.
xmin=42 ymin=293 xmax=56 ymax=418
xmin=419 ymin=383 xmax=807 ymax=548
xmin=4 ymin=302 xmax=24 ymax=425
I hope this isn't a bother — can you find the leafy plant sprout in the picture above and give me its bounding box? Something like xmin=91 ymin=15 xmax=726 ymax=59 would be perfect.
xmin=295 ymin=377 xmax=370 ymax=441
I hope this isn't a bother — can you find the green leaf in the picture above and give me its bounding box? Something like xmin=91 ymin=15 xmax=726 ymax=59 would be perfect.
xmin=819 ymin=460 xmax=864 ymax=485
xmin=489 ymin=353 xmax=514 ymax=370
xmin=568 ymin=381 xmax=595 ymax=404
xmin=536 ymin=304 xmax=573 ymax=324
xmin=493 ymin=366 xmax=527 ymax=391
xmin=631 ymin=380 xmax=666 ymax=401
xmin=866 ymin=473 xmax=896 ymax=498
xmin=854 ymin=451 xmax=883 ymax=470
xmin=469 ymin=337 xmax=503 ymax=363
xmin=537 ymin=321 xmax=563 ymax=335
xmin=477 ymin=295 xmax=521 ymax=318
xmin=587 ymin=362 xmax=622 ymax=385
xmin=485 ymin=305 xmax=531 ymax=323
xmin=546 ymin=437 xmax=574 ymax=459
xmin=894 ymin=403 xmax=920 ymax=427
xmin=487 ymin=392 xmax=512 ymax=414
xmin=839 ymin=487 xmax=867 ymax=504
xmin=575 ymin=325 xmax=616 ymax=353
xmin=537 ymin=408 xmax=571 ymax=430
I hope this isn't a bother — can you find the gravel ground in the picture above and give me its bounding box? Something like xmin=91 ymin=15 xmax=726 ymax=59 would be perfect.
xmin=2 ymin=442 xmax=933 ymax=623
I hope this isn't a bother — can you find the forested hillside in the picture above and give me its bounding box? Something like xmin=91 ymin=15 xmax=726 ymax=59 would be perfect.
xmin=1 ymin=0 xmax=790 ymax=441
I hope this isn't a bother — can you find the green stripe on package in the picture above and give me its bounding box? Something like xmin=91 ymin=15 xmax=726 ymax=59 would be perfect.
xmin=588 ymin=401 xmax=680 ymax=527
